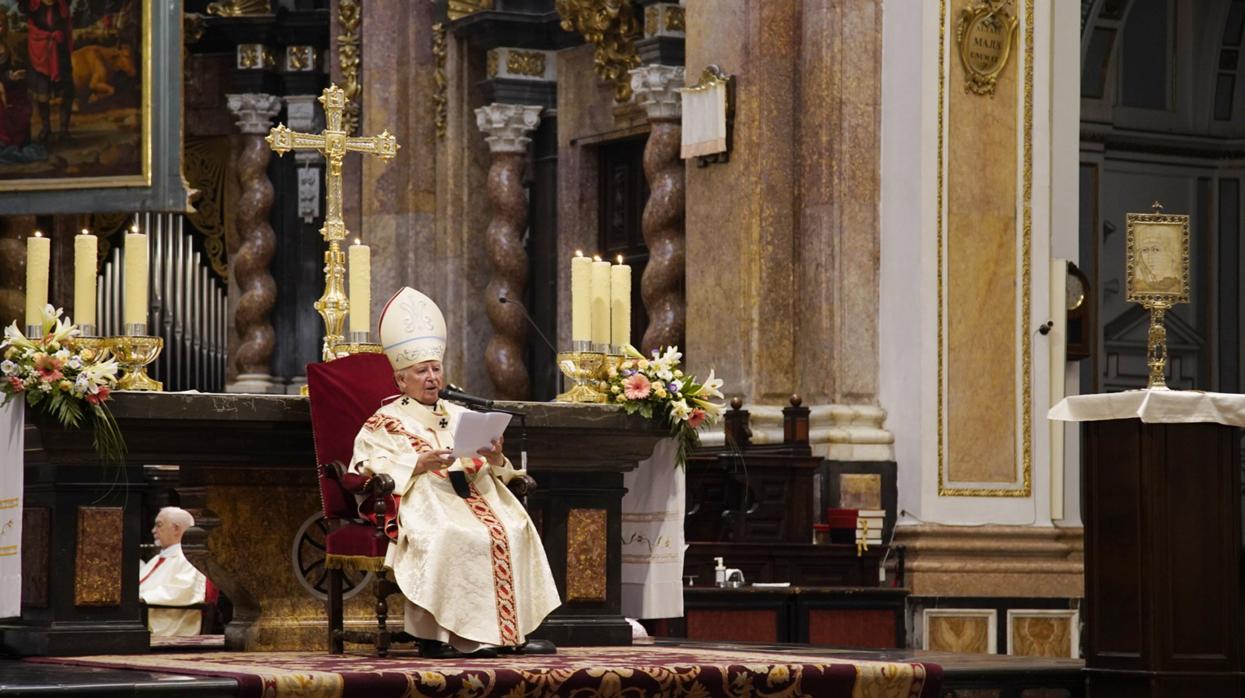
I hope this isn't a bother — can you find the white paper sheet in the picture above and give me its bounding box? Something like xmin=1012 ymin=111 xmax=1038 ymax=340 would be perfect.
xmin=449 ymin=411 xmax=512 ymax=459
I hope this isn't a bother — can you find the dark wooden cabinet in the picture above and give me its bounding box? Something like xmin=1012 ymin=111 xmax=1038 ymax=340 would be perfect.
xmin=1082 ymin=419 xmax=1243 ymax=697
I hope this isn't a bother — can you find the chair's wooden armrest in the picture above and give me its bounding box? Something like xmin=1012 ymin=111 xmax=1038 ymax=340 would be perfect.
xmin=506 ymin=473 xmax=537 ymax=497
xmin=365 ymin=473 xmax=396 ymax=496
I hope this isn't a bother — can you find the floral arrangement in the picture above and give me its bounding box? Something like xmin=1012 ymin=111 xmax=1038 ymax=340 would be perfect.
xmin=1 ymin=306 xmax=125 ymax=462
xmin=605 ymin=346 xmax=725 ymax=467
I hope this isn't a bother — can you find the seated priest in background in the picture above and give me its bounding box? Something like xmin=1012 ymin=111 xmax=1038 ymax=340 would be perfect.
xmin=350 ymin=287 xmax=560 ymax=658
xmin=139 ymin=507 xmax=208 ymax=636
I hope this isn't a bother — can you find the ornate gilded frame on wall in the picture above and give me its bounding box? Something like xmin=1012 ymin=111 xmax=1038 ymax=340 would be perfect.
xmin=956 ymin=0 xmax=1018 ymax=96
xmin=0 ymin=0 xmax=186 ymax=214
xmin=936 ymin=0 xmax=1033 ymax=497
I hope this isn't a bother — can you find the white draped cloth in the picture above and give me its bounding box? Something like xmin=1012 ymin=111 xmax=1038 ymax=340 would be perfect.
xmin=0 ymin=399 xmax=23 ymax=619
xmin=1049 ymin=389 xmax=1245 ymax=427
xmin=138 ymin=543 xmax=206 ymax=636
xmin=621 ymin=438 xmax=685 ymax=619
xmin=351 ymin=398 xmax=560 ymax=651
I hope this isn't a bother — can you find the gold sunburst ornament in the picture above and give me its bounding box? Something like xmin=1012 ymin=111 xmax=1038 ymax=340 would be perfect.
xmin=1125 ymin=202 xmax=1190 ymax=390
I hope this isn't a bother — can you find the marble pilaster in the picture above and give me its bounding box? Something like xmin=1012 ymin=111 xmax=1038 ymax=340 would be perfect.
xmin=683 ymin=0 xmax=888 ymax=456
xmin=476 ymin=103 xmax=542 ymax=400
xmin=631 ymin=64 xmax=686 ymax=355
xmin=357 ymin=0 xmax=440 ymax=355
xmin=225 ymin=93 xmax=282 ymax=394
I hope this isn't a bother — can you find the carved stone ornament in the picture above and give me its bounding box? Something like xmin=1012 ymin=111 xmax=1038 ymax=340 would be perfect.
xmin=228 ymin=93 xmax=282 ymax=135
xmin=475 ymin=103 xmax=543 ymax=154
xmin=337 ymin=0 xmax=362 ymax=135
xmin=956 ymin=0 xmax=1018 ymax=96
xmin=556 ymin=0 xmax=642 ymax=102
xmin=487 ymin=48 xmax=557 ymax=82
xmin=432 ymin=23 xmax=447 ymax=139
xmin=631 ymin=64 xmax=683 ymax=121
xmin=206 ymin=0 xmax=271 ymax=16
xmin=448 ymin=0 xmax=493 ymax=20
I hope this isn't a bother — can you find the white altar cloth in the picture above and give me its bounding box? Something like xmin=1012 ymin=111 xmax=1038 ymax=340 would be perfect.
xmin=1049 ymin=389 xmax=1245 ymax=427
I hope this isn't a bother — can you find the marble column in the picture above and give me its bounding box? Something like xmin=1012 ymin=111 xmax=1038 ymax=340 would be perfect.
xmin=283 ymin=93 xmax=323 ymax=395
xmin=631 ymin=65 xmax=685 ymax=356
xmin=225 ymin=93 xmax=282 ymax=394
xmin=475 ymin=103 xmax=541 ymax=401
xmin=0 ymin=216 xmax=33 ymax=327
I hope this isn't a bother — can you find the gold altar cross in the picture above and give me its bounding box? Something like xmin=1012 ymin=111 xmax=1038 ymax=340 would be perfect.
xmin=266 ymin=84 xmax=399 ymax=360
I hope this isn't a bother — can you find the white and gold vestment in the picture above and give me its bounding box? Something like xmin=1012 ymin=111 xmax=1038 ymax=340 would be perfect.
xmin=350 ymin=397 xmax=560 ymax=650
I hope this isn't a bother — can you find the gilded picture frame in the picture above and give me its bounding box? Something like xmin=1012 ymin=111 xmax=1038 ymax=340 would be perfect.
xmin=0 ymin=0 xmax=185 ymax=215
xmin=1125 ymin=212 xmax=1190 ymax=305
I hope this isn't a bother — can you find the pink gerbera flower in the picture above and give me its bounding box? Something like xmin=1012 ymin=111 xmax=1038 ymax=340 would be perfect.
xmin=86 ymin=386 xmax=111 ymax=405
xmin=33 ymin=353 xmax=63 ymax=382
xmin=7 ymin=376 xmax=24 ymax=393
xmin=623 ymin=373 xmax=652 ymax=400
xmin=688 ymin=407 xmax=707 ymax=429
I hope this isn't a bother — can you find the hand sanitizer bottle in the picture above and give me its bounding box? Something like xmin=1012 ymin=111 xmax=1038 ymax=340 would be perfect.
xmin=714 ymin=557 xmax=726 ymax=588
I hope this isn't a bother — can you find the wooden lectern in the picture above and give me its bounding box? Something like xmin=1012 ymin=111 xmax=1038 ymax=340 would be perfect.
xmin=1054 ymin=391 xmax=1244 ymax=697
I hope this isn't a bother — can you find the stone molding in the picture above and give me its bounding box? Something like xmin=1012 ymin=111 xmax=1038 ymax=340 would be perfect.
xmin=631 ymin=64 xmax=684 ymax=121
xmin=226 ymin=93 xmax=282 ymax=135
xmin=893 ymin=523 xmax=1084 ymax=598
xmin=700 ymin=402 xmax=894 ymax=461
xmin=475 ymin=103 xmax=543 ymax=154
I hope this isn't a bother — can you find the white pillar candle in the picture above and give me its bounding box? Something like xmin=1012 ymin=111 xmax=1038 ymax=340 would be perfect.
xmin=123 ymin=225 xmax=149 ymax=328
xmin=74 ymin=229 xmax=97 ymax=330
xmin=571 ymin=251 xmax=591 ymax=343
xmin=348 ymin=239 xmax=371 ymax=335
xmin=610 ymin=255 xmax=631 ymax=350
xmin=24 ymin=231 xmax=50 ymax=329
xmin=590 ymin=255 xmax=611 ymax=347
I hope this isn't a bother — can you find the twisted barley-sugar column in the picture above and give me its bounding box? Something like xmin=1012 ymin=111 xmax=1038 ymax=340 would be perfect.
xmin=484 ymin=152 xmax=530 ymax=400
xmin=477 ymin=103 xmax=542 ymax=401
xmin=634 ymin=65 xmax=686 ymax=356
xmin=227 ymin=94 xmax=281 ymax=384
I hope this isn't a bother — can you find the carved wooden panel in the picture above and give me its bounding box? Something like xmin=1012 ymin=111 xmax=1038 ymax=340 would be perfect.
xmin=21 ymin=507 xmax=49 ymax=608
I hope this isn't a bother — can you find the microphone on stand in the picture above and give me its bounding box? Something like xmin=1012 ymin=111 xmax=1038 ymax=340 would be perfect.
xmin=438 ymin=384 xmax=495 ymax=410
xmin=498 ymin=294 xmax=558 ymax=359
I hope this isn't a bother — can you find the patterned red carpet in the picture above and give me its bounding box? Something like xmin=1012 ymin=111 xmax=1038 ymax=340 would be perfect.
xmin=31 ymin=644 xmax=942 ymax=697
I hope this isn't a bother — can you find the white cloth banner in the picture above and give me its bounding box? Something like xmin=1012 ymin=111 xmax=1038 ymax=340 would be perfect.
xmin=0 ymin=399 xmax=24 ymax=619
xmin=1048 ymin=389 xmax=1245 ymax=426
xmin=621 ymin=438 xmax=685 ymax=620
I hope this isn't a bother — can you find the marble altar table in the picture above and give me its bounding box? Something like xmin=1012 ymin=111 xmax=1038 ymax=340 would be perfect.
xmin=2 ymin=393 xmax=664 ymax=655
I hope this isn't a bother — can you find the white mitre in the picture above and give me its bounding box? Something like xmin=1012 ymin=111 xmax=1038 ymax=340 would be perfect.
xmin=379 ymin=287 xmax=447 ymax=370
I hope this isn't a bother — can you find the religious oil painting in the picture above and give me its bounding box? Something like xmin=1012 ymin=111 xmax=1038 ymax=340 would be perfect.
xmin=0 ymin=0 xmax=147 ymax=190
xmin=1125 ymin=212 xmax=1189 ymax=304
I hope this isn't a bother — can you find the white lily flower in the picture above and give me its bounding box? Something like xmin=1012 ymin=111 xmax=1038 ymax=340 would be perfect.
xmin=0 ymin=360 xmax=14 ymax=376
xmin=698 ymin=369 xmax=724 ymax=400
xmin=669 ymin=399 xmax=692 ymax=423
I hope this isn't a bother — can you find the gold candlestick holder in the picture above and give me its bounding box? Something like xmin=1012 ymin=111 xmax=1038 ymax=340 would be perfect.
xmin=556 ymin=351 xmax=607 ymax=403
xmin=108 ymin=335 xmax=164 ymax=391
xmin=67 ymin=336 xmax=113 ymax=364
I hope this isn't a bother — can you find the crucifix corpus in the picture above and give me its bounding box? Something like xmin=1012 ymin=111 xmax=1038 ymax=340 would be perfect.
xmin=266 ymin=84 xmax=399 ymax=361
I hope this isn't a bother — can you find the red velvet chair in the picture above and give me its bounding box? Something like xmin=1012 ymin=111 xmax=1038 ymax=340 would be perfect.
xmin=307 ymin=352 xmax=405 ymax=656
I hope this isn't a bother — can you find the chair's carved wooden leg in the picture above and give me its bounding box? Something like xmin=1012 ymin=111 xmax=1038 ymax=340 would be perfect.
xmin=375 ymin=572 xmax=390 ymax=657
xmin=327 ymin=568 xmax=344 ymax=654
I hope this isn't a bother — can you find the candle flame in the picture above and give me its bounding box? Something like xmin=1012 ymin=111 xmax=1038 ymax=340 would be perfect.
xmin=575 ymin=250 xmax=583 ymax=257
xmin=81 ymin=228 xmax=90 ymax=236
xmin=354 ymin=238 xmax=362 ymax=245
xmin=593 ymin=255 xmax=601 ymax=262
xmin=130 ymin=224 xmax=139 ymax=233
xmin=33 ymin=230 xmax=42 ymax=237
xmin=617 ymin=254 xmax=624 ymax=264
